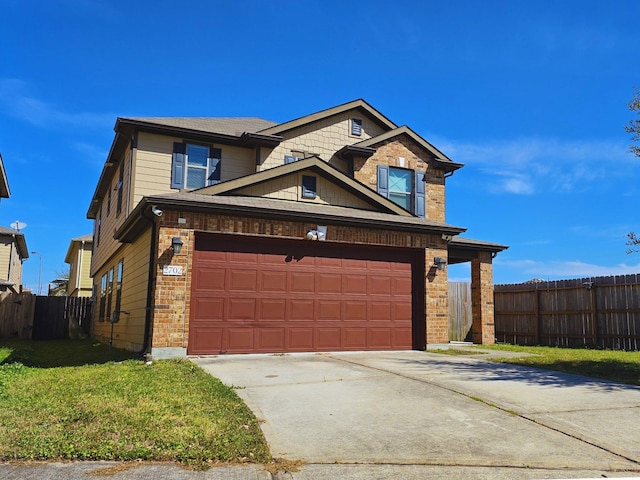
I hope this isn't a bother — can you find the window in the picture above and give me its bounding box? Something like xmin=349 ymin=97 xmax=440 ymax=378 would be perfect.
xmin=99 ymin=274 xmax=107 ymax=322
xmin=106 ymin=268 xmax=114 ymax=322
xmin=351 ymin=118 xmax=363 ymax=136
xmin=284 ymin=154 xmax=303 ymax=164
xmin=95 ymin=208 xmax=102 ymax=246
xmin=171 ymin=143 xmax=221 ymax=189
xmin=113 ymin=260 xmax=123 ymax=321
xmin=106 ymin=189 xmax=111 ymax=215
xmin=377 ymin=165 xmax=426 ymax=218
xmin=302 ymin=175 xmax=317 ymax=199
xmin=116 ymin=163 xmax=124 ymax=214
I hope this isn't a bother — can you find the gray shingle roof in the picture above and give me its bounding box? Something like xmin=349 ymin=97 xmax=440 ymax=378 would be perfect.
xmin=121 ymin=117 xmax=277 ymax=137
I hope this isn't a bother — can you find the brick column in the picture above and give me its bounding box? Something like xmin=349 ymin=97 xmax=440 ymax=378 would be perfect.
xmin=471 ymin=251 xmax=495 ymax=345
xmin=425 ymin=246 xmax=449 ymax=344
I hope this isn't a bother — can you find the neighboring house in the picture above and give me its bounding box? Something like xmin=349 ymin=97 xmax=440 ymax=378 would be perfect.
xmin=64 ymin=234 xmax=93 ymax=297
xmin=87 ymin=99 xmax=507 ymax=358
xmin=0 ymin=154 xmax=26 ymax=294
xmin=0 ymin=226 xmax=28 ymax=294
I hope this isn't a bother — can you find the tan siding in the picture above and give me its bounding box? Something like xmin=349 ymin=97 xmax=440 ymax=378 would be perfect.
xmin=0 ymin=241 xmax=10 ymax=281
xmin=8 ymin=244 xmax=22 ymax=286
xmin=79 ymin=248 xmax=93 ymax=291
xmin=133 ymin=132 xmax=256 ymax=206
xmin=234 ymin=170 xmax=375 ymax=210
xmin=261 ymin=112 xmax=386 ymax=171
xmin=92 ymin=228 xmax=150 ymax=352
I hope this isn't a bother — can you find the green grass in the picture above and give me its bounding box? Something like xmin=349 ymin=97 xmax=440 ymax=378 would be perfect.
xmin=0 ymin=339 xmax=270 ymax=468
xmin=482 ymin=344 xmax=640 ymax=386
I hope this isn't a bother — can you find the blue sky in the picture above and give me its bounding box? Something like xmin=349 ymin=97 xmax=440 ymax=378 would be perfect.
xmin=1 ymin=0 xmax=639 ymax=290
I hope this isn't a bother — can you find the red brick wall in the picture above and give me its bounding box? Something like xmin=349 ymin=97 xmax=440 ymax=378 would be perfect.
xmin=150 ymin=210 xmax=450 ymax=350
xmin=352 ymin=138 xmax=446 ymax=223
xmin=471 ymin=251 xmax=496 ymax=345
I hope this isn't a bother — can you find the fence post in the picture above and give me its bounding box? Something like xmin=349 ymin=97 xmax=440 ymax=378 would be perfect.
xmin=590 ymin=284 xmax=599 ymax=347
xmin=535 ymin=287 xmax=541 ymax=345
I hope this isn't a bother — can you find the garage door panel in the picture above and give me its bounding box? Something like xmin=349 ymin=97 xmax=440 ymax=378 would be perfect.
xmin=318 ymin=273 xmax=342 ymax=293
xmin=393 ymin=276 xmax=412 ymax=294
xmin=191 ymin=327 xmax=223 ymax=354
xmin=316 ymin=327 xmax=341 ymax=349
xmin=226 ymin=328 xmax=254 ymax=351
xmin=394 ymin=328 xmax=413 ymax=347
xmin=368 ymin=328 xmax=393 ymax=348
xmin=194 ymin=267 xmax=226 ymax=291
xmin=344 ymin=301 xmax=367 ymax=321
xmin=189 ymin=235 xmax=415 ymax=354
xmin=317 ymin=300 xmax=341 ymax=321
xmin=288 ymin=327 xmax=314 ymax=350
xmin=192 ymin=297 xmax=224 ymax=320
xmin=343 ymin=328 xmax=367 ymax=349
xmin=290 ymin=272 xmax=315 ymax=292
xmin=369 ymin=302 xmax=392 ymax=321
xmin=343 ymin=274 xmax=367 ymax=295
xmin=289 ymin=299 xmax=314 ymax=321
xmin=227 ymin=298 xmax=256 ymax=320
xmin=229 ymin=269 xmax=257 ymax=291
xmin=258 ymin=299 xmax=286 ymax=320
xmin=260 ymin=270 xmax=287 ymax=292
xmin=256 ymin=328 xmax=285 ymax=351
xmin=368 ymin=276 xmax=391 ymax=295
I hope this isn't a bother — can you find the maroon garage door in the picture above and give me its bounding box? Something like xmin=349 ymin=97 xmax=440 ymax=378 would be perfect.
xmin=188 ymin=234 xmax=420 ymax=354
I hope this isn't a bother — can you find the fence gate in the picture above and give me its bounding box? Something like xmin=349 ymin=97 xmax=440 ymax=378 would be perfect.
xmin=32 ymin=296 xmax=93 ymax=340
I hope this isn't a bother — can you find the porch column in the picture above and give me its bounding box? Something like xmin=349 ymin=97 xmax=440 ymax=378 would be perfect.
xmin=471 ymin=251 xmax=495 ymax=345
xmin=425 ymin=246 xmax=449 ymax=344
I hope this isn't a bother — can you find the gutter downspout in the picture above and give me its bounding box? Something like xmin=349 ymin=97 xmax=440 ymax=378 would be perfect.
xmin=140 ymin=206 xmax=158 ymax=359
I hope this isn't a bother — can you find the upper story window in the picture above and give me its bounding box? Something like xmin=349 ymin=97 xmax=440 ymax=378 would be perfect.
xmin=377 ymin=165 xmax=426 ymax=218
xmin=171 ymin=142 xmax=221 ymax=189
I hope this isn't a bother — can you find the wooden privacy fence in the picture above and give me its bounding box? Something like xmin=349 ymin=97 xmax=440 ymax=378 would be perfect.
xmin=0 ymin=294 xmax=92 ymax=340
xmin=495 ymin=274 xmax=640 ymax=350
xmin=449 ymin=282 xmax=472 ymax=342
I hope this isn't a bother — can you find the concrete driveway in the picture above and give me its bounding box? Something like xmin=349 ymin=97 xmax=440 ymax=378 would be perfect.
xmin=192 ymin=350 xmax=640 ymax=479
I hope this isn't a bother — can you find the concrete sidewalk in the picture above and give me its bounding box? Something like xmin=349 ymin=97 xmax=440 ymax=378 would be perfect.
xmin=194 ymin=350 xmax=640 ymax=479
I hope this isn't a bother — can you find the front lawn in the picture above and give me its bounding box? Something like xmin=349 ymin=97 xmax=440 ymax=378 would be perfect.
xmin=0 ymin=340 xmax=270 ymax=468
xmin=482 ymin=344 xmax=640 ymax=386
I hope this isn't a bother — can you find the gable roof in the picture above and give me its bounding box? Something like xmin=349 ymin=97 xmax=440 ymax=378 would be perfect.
xmin=354 ymin=126 xmax=463 ymax=173
xmin=195 ymin=156 xmax=412 ymax=216
xmin=0 ymin=154 xmax=9 ymax=198
xmin=0 ymin=226 xmax=28 ymax=259
xmin=64 ymin=234 xmax=93 ymax=263
xmin=258 ymin=99 xmax=397 ymax=136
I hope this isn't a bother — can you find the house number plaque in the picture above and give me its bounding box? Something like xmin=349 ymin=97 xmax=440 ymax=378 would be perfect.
xmin=162 ymin=265 xmax=183 ymax=276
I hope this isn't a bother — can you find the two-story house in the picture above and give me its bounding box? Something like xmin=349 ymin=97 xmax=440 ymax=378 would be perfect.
xmin=87 ymin=100 xmax=506 ymax=358
xmin=0 ymin=153 xmax=28 ymax=294
xmin=64 ymin=234 xmax=93 ymax=297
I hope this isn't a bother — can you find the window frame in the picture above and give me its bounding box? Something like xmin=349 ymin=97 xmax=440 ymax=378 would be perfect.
xmin=171 ymin=142 xmax=221 ymax=190
xmin=301 ymin=175 xmax=317 ymax=199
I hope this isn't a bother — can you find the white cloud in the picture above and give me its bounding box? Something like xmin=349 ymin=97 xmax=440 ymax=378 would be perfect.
xmin=433 ymin=135 xmax=631 ymax=195
xmin=0 ymin=78 xmax=113 ymax=130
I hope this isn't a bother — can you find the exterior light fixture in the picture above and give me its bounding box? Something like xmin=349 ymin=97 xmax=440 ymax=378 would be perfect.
xmin=171 ymin=237 xmax=183 ymax=254
xmin=433 ymin=256 xmax=447 ymax=271
xmin=305 ymin=226 xmax=328 ymax=241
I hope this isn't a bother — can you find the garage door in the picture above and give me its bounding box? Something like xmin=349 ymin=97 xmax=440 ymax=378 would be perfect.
xmin=188 ymin=234 xmax=417 ymax=354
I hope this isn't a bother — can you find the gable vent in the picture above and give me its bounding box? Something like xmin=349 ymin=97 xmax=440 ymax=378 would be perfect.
xmin=351 ymin=118 xmax=363 ymax=136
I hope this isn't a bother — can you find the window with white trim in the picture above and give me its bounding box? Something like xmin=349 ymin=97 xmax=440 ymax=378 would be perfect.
xmin=171 ymin=142 xmax=221 ymax=189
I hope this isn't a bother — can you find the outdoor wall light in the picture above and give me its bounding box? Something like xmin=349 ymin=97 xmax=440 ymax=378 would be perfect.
xmin=433 ymin=256 xmax=447 ymax=271
xmin=171 ymin=237 xmax=183 ymax=254
xmin=305 ymin=226 xmax=327 ymax=241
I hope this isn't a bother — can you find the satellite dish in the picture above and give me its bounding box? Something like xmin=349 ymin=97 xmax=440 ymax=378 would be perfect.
xmin=10 ymin=221 xmax=27 ymax=231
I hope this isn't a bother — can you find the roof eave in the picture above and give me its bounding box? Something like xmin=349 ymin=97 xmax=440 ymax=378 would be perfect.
xmin=115 ymin=196 xmax=466 ymax=244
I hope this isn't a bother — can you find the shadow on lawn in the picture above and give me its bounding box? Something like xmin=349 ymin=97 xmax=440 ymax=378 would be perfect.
xmin=0 ymin=339 xmax=140 ymax=368
xmin=397 ymin=355 xmax=640 ymax=392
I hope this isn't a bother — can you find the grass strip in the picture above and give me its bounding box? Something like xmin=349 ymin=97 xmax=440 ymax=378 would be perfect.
xmin=482 ymin=344 xmax=640 ymax=386
xmin=0 ymin=340 xmax=270 ymax=468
